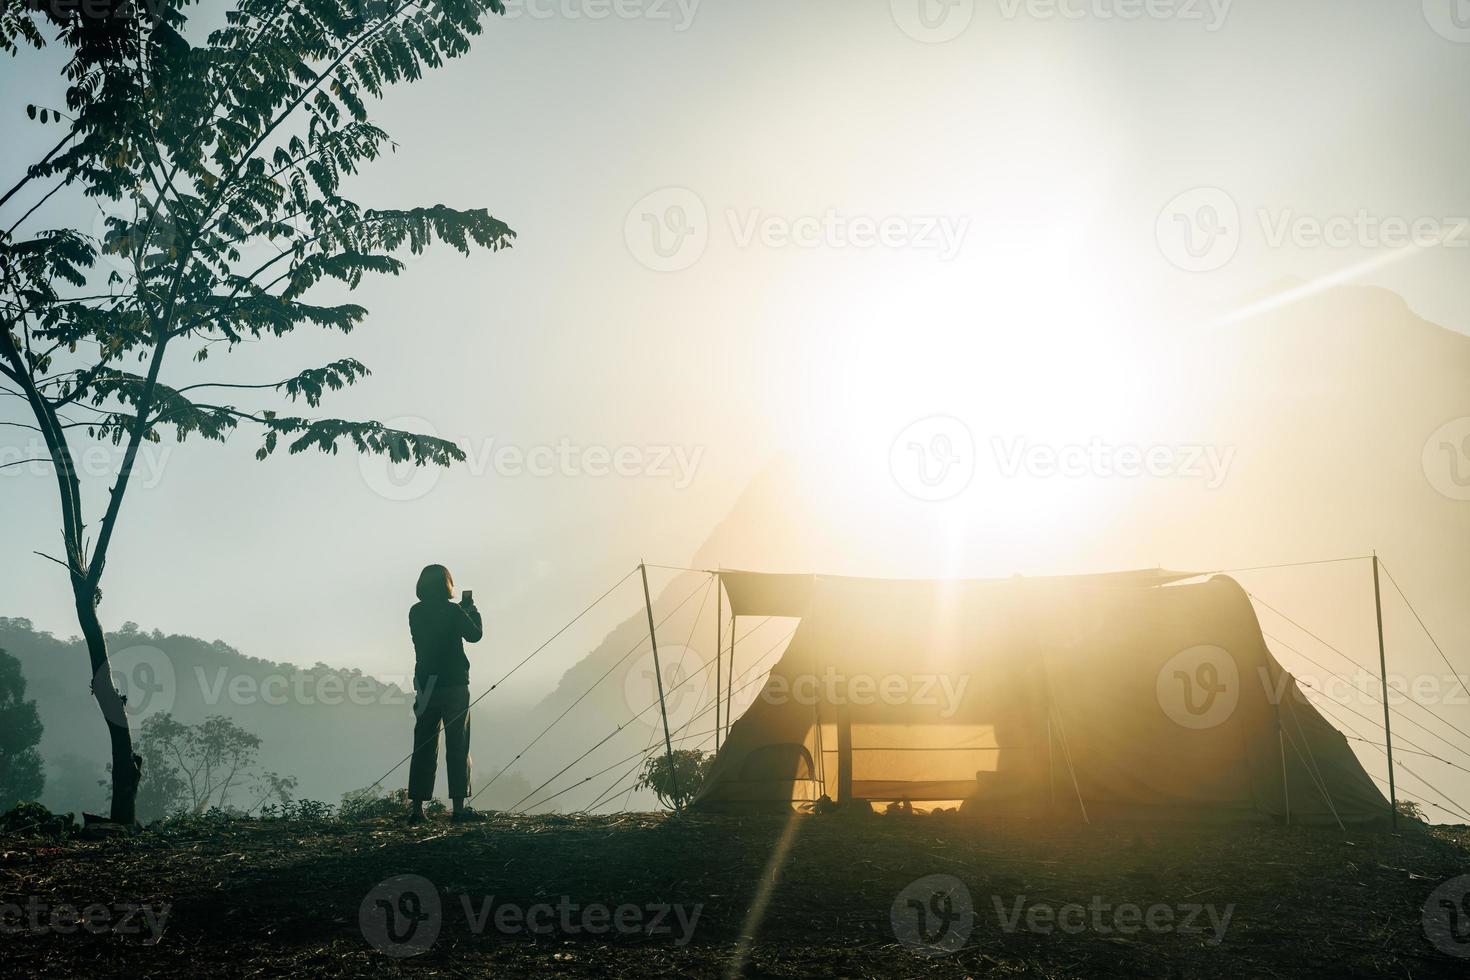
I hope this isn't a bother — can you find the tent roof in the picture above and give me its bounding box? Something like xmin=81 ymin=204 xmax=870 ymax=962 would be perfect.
xmin=717 ymin=567 xmax=1203 ymax=618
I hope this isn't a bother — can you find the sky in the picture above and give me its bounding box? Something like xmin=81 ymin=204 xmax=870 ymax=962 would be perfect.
xmin=2 ymin=0 xmax=1469 ymax=710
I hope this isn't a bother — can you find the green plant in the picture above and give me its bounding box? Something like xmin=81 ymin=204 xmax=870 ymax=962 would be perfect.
xmin=0 ymin=649 xmax=44 ymax=810
xmin=634 ymin=749 xmax=713 ymax=811
xmin=340 ymin=784 xmax=445 ymax=821
xmin=1395 ymin=799 xmax=1428 ymax=825
xmin=0 ymin=0 xmax=513 ymax=824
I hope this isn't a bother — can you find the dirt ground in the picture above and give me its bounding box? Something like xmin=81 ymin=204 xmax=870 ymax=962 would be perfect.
xmin=1 ymin=810 xmax=1468 ymax=978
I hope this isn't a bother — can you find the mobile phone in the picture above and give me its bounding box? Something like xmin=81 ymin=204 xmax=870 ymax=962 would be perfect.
xmin=463 ymin=590 xmax=474 ymax=604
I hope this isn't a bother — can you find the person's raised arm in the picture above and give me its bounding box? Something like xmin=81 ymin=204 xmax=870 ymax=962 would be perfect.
xmin=458 ymin=597 xmax=484 ymax=643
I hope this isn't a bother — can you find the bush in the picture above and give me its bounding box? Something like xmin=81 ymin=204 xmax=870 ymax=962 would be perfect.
xmin=634 ymin=750 xmax=713 ymax=810
xmin=339 ymin=786 xmax=445 ymax=822
xmin=0 ymin=800 xmax=73 ymax=838
xmin=258 ymin=799 xmax=335 ymax=821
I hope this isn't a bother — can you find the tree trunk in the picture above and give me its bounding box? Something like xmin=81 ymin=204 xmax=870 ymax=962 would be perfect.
xmin=73 ymin=581 xmax=141 ymax=824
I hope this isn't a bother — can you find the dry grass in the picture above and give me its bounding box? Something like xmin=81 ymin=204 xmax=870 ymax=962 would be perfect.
xmin=1 ymin=810 xmax=1467 ymax=978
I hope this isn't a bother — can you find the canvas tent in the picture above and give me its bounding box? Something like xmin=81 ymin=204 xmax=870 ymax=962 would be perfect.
xmin=692 ymin=569 xmax=1389 ymax=826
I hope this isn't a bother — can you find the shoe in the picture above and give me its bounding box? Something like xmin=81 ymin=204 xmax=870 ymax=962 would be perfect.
xmin=451 ymin=807 xmax=487 ymax=823
xmin=407 ymin=809 xmax=426 ymax=825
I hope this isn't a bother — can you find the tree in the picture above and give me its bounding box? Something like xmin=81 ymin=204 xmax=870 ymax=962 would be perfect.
xmin=0 ymin=1 xmax=513 ymax=823
xmin=128 ymin=712 xmax=270 ymax=820
xmin=634 ymin=749 xmax=712 ymax=810
xmin=0 ymin=649 xmax=46 ymax=810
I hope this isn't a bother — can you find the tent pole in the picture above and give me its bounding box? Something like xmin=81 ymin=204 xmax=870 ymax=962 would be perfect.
xmin=727 ymin=614 xmax=736 ymax=742
xmin=1372 ymin=553 xmax=1398 ymax=830
xmin=1047 ymin=716 xmax=1056 ymax=808
xmin=1277 ymin=707 xmax=1290 ymax=825
xmin=714 ymin=573 xmax=722 ymax=753
xmin=639 ymin=562 xmax=681 ymax=810
xmin=836 ymin=701 xmax=854 ymax=804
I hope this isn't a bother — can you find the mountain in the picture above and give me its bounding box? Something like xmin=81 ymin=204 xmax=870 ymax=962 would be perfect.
xmin=0 ymin=618 xmax=533 ymax=816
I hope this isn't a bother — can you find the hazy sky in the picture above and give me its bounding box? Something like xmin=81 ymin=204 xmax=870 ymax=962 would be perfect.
xmin=2 ymin=1 xmax=1469 ymax=702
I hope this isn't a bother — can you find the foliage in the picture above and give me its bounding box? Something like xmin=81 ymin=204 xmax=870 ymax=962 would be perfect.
xmin=253 ymin=769 xmax=298 ymax=807
xmin=0 ymin=0 xmax=513 ymax=821
xmin=0 ymin=649 xmax=45 ymax=810
xmin=258 ymin=797 xmax=335 ymax=821
xmin=0 ymin=799 xmax=73 ymax=838
xmin=1396 ymin=799 xmax=1429 ymax=825
xmin=122 ymin=712 xmax=269 ymax=820
xmin=634 ymin=749 xmax=713 ymax=810
xmin=340 ymin=784 xmax=444 ymax=820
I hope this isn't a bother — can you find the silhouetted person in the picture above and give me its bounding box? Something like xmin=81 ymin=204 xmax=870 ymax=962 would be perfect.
xmin=406 ymin=564 xmax=485 ymax=823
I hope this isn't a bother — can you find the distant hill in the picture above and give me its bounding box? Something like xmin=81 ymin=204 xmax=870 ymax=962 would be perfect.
xmin=0 ymin=618 xmax=533 ymax=815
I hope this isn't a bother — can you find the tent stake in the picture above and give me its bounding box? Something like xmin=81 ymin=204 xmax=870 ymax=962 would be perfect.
xmin=714 ymin=572 xmax=722 ymax=753
xmin=640 ymin=562 xmax=681 ymax=810
xmin=1372 ymin=552 xmax=1398 ymax=830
